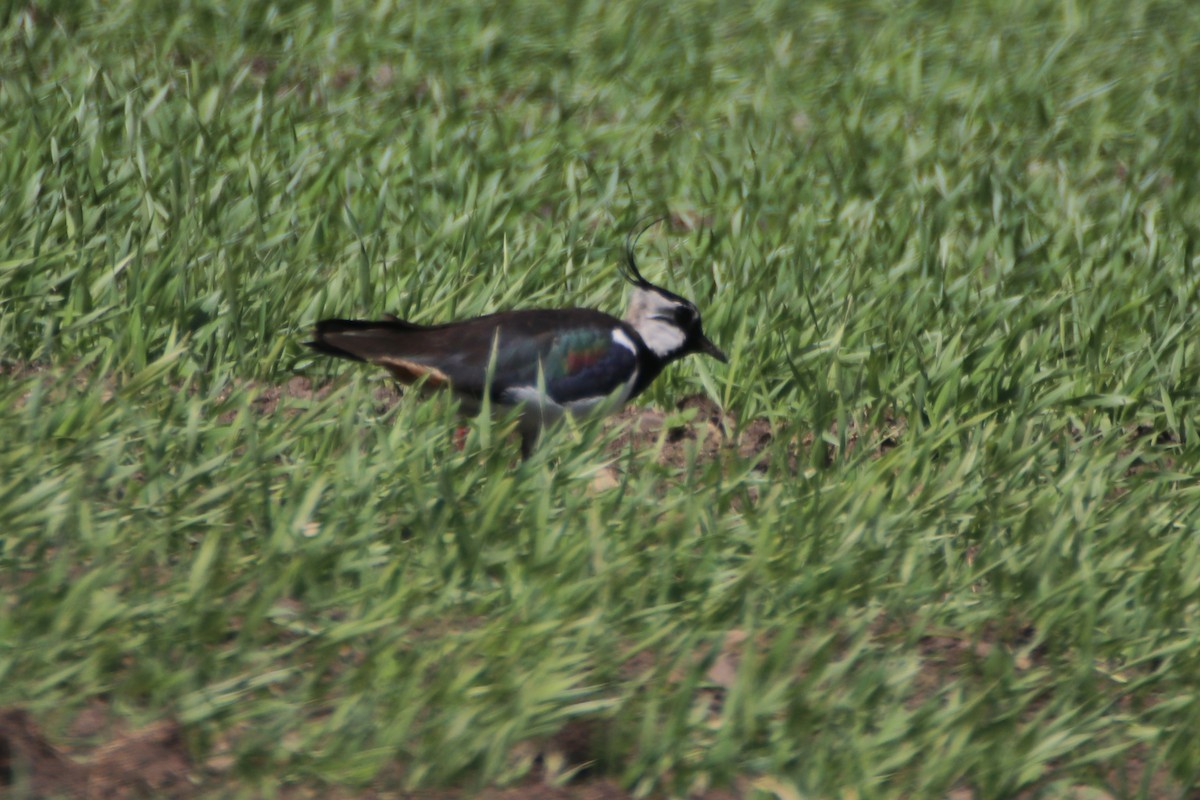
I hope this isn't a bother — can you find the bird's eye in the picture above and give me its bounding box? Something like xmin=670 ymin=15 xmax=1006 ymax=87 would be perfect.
xmin=674 ymin=306 xmax=697 ymax=327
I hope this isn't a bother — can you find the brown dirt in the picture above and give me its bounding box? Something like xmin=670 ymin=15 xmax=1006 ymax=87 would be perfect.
xmin=0 ymin=707 xmax=88 ymax=798
xmin=603 ymin=393 xmax=778 ymax=470
xmin=1 ymin=702 xmax=754 ymax=799
xmin=0 ymin=707 xmax=192 ymax=799
xmin=602 ymin=393 xmax=907 ymax=475
xmin=0 ymin=620 xmax=638 ymax=797
xmin=86 ymin=719 xmax=193 ymax=799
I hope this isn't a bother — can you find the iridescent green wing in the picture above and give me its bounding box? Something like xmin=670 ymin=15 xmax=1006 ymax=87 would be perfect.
xmin=491 ymin=325 xmax=637 ymax=403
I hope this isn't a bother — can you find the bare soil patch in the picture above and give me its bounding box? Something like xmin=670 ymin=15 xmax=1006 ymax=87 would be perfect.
xmin=0 ymin=707 xmax=192 ymax=799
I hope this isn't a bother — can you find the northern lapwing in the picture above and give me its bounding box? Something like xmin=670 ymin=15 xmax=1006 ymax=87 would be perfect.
xmin=305 ymin=220 xmax=727 ymax=456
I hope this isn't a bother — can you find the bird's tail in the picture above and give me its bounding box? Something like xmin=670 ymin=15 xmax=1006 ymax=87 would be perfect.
xmin=305 ymin=317 xmax=429 ymax=363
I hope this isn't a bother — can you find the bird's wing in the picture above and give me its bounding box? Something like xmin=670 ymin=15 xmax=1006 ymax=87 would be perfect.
xmin=487 ymin=324 xmax=639 ymax=405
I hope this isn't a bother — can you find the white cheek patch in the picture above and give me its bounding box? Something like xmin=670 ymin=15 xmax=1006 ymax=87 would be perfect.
xmin=625 ymin=288 xmax=690 ymax=358
xmin=637 ymin=321 xmax=686 ymax=358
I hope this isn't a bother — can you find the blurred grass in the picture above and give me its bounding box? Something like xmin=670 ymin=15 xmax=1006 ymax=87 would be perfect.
xmin=2 ymin=0 xmax=1200 ymax=797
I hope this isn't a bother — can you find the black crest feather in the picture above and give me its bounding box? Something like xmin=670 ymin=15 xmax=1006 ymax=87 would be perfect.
xmin=620 ymin=216 xmax=667 ymax=290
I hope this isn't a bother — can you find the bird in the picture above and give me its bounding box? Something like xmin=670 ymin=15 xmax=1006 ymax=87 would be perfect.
xmin=305 ymin=220 xmax=727 ymax=456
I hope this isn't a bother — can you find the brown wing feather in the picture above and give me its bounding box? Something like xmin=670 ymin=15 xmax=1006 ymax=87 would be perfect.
xmin=377 ymin=357 xmax=450 ymax=387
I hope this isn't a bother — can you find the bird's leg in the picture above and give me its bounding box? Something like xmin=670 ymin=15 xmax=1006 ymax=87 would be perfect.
xmin=519 ymin=429 xmax=538 ymax=459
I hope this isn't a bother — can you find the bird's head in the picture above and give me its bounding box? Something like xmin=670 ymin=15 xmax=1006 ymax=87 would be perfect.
xmin=620 ymin=219 xmax=727 ymax=364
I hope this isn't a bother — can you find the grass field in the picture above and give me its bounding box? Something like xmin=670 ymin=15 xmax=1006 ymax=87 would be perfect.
xmin=3 ymin=1 xmax=1200 ymax=797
